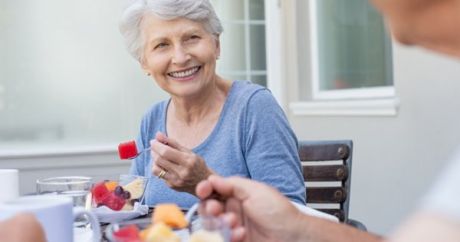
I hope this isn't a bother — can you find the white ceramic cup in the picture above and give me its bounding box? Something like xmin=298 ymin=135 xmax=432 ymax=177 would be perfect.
xmin=0 ymin=195 xmax=101 ymax=242
xmin=0 ymin=169 xmax=19 ymax=203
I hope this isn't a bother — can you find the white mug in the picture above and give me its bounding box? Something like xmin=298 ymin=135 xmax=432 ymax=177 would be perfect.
xmin=0 ymin=169 xmax=19 ymax=203
xmin=0 ymin=195 xmax=101 ymax=242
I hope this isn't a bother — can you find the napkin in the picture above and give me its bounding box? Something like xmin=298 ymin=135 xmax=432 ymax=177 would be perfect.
xmin=92 ymin=202 xmax=149 ymax=223
xmin=291 ymin=202 xmax=339 ymax=222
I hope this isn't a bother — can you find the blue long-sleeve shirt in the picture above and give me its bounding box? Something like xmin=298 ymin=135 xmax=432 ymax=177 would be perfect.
xmin=130 ymin=81 xmax=306 ymax=208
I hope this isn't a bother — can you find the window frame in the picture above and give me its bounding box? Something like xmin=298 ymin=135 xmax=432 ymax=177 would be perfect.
xmin=289 ymin=0 xmax=399 ymax=116
xmin=310 ymin=0 xmax=395 ymax=101
xmin=265 ymin=0 xmax=283 ymax=105
xmin=213 ymin=0 xmax=269 ymax=87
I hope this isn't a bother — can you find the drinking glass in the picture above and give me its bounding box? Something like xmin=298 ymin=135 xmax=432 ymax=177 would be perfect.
xmin=36 ymin=176 xmax=92 ymax=208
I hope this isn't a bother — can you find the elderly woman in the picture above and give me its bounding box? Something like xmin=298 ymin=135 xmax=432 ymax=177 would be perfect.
xmin=119 ymin=0 xmax=305 ymax=208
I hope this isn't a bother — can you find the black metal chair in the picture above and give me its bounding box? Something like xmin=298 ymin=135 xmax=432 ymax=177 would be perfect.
xmin=299 ymin=140 xmax=366 ymax=230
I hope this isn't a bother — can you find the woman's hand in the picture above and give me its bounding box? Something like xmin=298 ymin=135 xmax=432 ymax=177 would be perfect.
xmin=150 ymin=132 xmax=214 ymax=195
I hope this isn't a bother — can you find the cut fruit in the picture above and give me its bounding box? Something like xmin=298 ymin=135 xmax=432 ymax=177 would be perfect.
xmin=92 ymin=182 xmax=110 ymax=204
xmin=122 ymin=178 xmax=144 ymax=199
xmin=118 ymin=140 xmax=139 ymax=159
xmin=101 ymin=193 xmax=126 ymax=211
xmin=152 ymin=204 xmax=188 ymax=229
xmin=105 ymin=181 xmax=118 ymax=192
xmin=113 ymin=224 xmax=141 ymax=242
xmin=122 ymin=203 xmax=134 ymax=211
xmin=141 ymin=222 xmax=180 ymax=242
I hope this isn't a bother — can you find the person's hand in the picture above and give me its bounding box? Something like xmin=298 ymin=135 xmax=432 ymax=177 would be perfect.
xmin=0 ymin=213 xmax=46 ymax=242
xmin=196 ymin=175 xmax=305 ymax=242
xmin=151 ymin=132 xmax=214 ymax=195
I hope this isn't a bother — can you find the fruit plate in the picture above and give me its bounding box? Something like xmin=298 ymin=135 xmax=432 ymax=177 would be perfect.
xmin=105 ymin=203 xmax=230 ymax=242
xmin=90 ymin=175 xmax=149 ymax=223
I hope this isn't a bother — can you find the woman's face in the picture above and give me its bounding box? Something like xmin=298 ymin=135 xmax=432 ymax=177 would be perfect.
xmin=140 ymin=15 xmax=220 ymax=98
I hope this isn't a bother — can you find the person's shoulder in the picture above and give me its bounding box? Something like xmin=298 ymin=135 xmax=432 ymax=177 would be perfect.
xmin=231 ymin=81 xmax=274 ymax=104
xmin=233 ymin=80 xmax=266 ymax=94
xmin=227 ymin=81 xmax=282 ymax=120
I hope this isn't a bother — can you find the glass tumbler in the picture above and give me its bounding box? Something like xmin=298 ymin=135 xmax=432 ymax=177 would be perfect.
xmin=36 ymin=176 xmax=92 ymax=208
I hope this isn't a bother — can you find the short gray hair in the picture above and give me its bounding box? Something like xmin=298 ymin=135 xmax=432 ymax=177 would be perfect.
xmin=119 ymin=0 xmax=223 ymax=62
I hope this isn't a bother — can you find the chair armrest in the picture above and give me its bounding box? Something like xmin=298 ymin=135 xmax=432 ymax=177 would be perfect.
xmin=347 ymin=218 xmax=367 ymax=231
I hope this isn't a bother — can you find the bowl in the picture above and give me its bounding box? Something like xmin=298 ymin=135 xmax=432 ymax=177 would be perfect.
xmin=106 ymin=216 xmax=230 ymax=242
xmin=91 ymin=175 xmax=148 ymax=211
xmin=106 ymin=203 xmax=230 ymax=242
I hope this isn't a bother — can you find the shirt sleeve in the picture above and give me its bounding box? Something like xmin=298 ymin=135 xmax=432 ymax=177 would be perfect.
xmin=242 ymin=89 xmax=306 ymax=205
xmin=421 ymin=148 xmax=460 ymax=221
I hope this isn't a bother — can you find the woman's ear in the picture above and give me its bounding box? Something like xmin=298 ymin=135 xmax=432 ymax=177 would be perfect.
xmin=215 ymin=35 xmax=221 ymax=60
xmin=140 ymin=58 xmax=151 ymax=76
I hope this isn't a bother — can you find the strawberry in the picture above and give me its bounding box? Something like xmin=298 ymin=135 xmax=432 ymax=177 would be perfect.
xmin=113 ymin=224 xmax=141 ymax=242
xmin=101 ymin=193 xmax=126 ymax=211
xmin=91 ymin=182 xmax=110 ymax=204
xmin=118 ymin=140 xmax=138 ymax=159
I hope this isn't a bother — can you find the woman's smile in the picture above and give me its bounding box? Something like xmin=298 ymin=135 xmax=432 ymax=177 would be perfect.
xmin=167 ymin=66 xmax=202 ymax=82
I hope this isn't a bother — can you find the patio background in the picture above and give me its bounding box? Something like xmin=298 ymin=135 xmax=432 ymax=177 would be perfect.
xmin=1 ymin=0 xmax=460 ymax=236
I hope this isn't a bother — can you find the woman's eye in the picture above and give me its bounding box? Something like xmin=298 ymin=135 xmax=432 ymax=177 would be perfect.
xmin=154 ymin=43 xmax=168 ymax=50
xmin=186 ymin=35 xmax=200 ymax=42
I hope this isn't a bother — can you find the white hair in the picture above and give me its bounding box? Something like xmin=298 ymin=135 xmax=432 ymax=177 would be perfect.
xmin=119 ymin=0 xmax=223 ymax=62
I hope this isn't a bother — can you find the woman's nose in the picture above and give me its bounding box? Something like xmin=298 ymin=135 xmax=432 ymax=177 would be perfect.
xmin=171 ymin=46 xmax=190 ymax=65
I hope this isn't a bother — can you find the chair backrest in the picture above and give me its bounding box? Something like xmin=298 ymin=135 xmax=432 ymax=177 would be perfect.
xmin=299 ymin=140 xmax=353 ymax=222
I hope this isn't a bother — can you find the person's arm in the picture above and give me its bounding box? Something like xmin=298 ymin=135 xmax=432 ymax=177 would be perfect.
xmin=197 ymin=175 xmax=382 ymax=242
xmin=243 ymin=89 xmax=306 ymax=204
xmin=0 ymin=213 xmax=46 ymax=242
xmin=294 ymin=214 xmax=383 ymax=242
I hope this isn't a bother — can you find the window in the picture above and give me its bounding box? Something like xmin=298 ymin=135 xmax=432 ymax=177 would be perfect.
xmin=211 ymin=0 xmax=267 ymax=86
xmin=0 ymin=0 xmax=268 ymax=153
xmin=290 ymin=0 xmax=398 ymax=116
xmin=311 ymin=0 xmax=393 ymax=100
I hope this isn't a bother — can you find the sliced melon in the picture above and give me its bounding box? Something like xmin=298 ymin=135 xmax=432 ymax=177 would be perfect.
xmin=122 ymin=178 xmax=144 ymax=199
xmin=152 ymin=203 xmax=188 ymax=229
xmin=142 ymin=222 xmax=180 ymax=242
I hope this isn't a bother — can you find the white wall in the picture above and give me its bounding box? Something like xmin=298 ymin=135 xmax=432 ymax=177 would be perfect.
xmin=282 ymin=0 xmax=460 ymax=235
xmin=0 ymin=0 xmax=149 ymax=197
xmin=0 ymin=0 xmax=167 ymax=145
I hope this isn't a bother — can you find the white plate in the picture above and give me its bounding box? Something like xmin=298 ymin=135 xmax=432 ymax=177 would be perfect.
xmin=92 ymin=203 xmax=149 ymax=223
